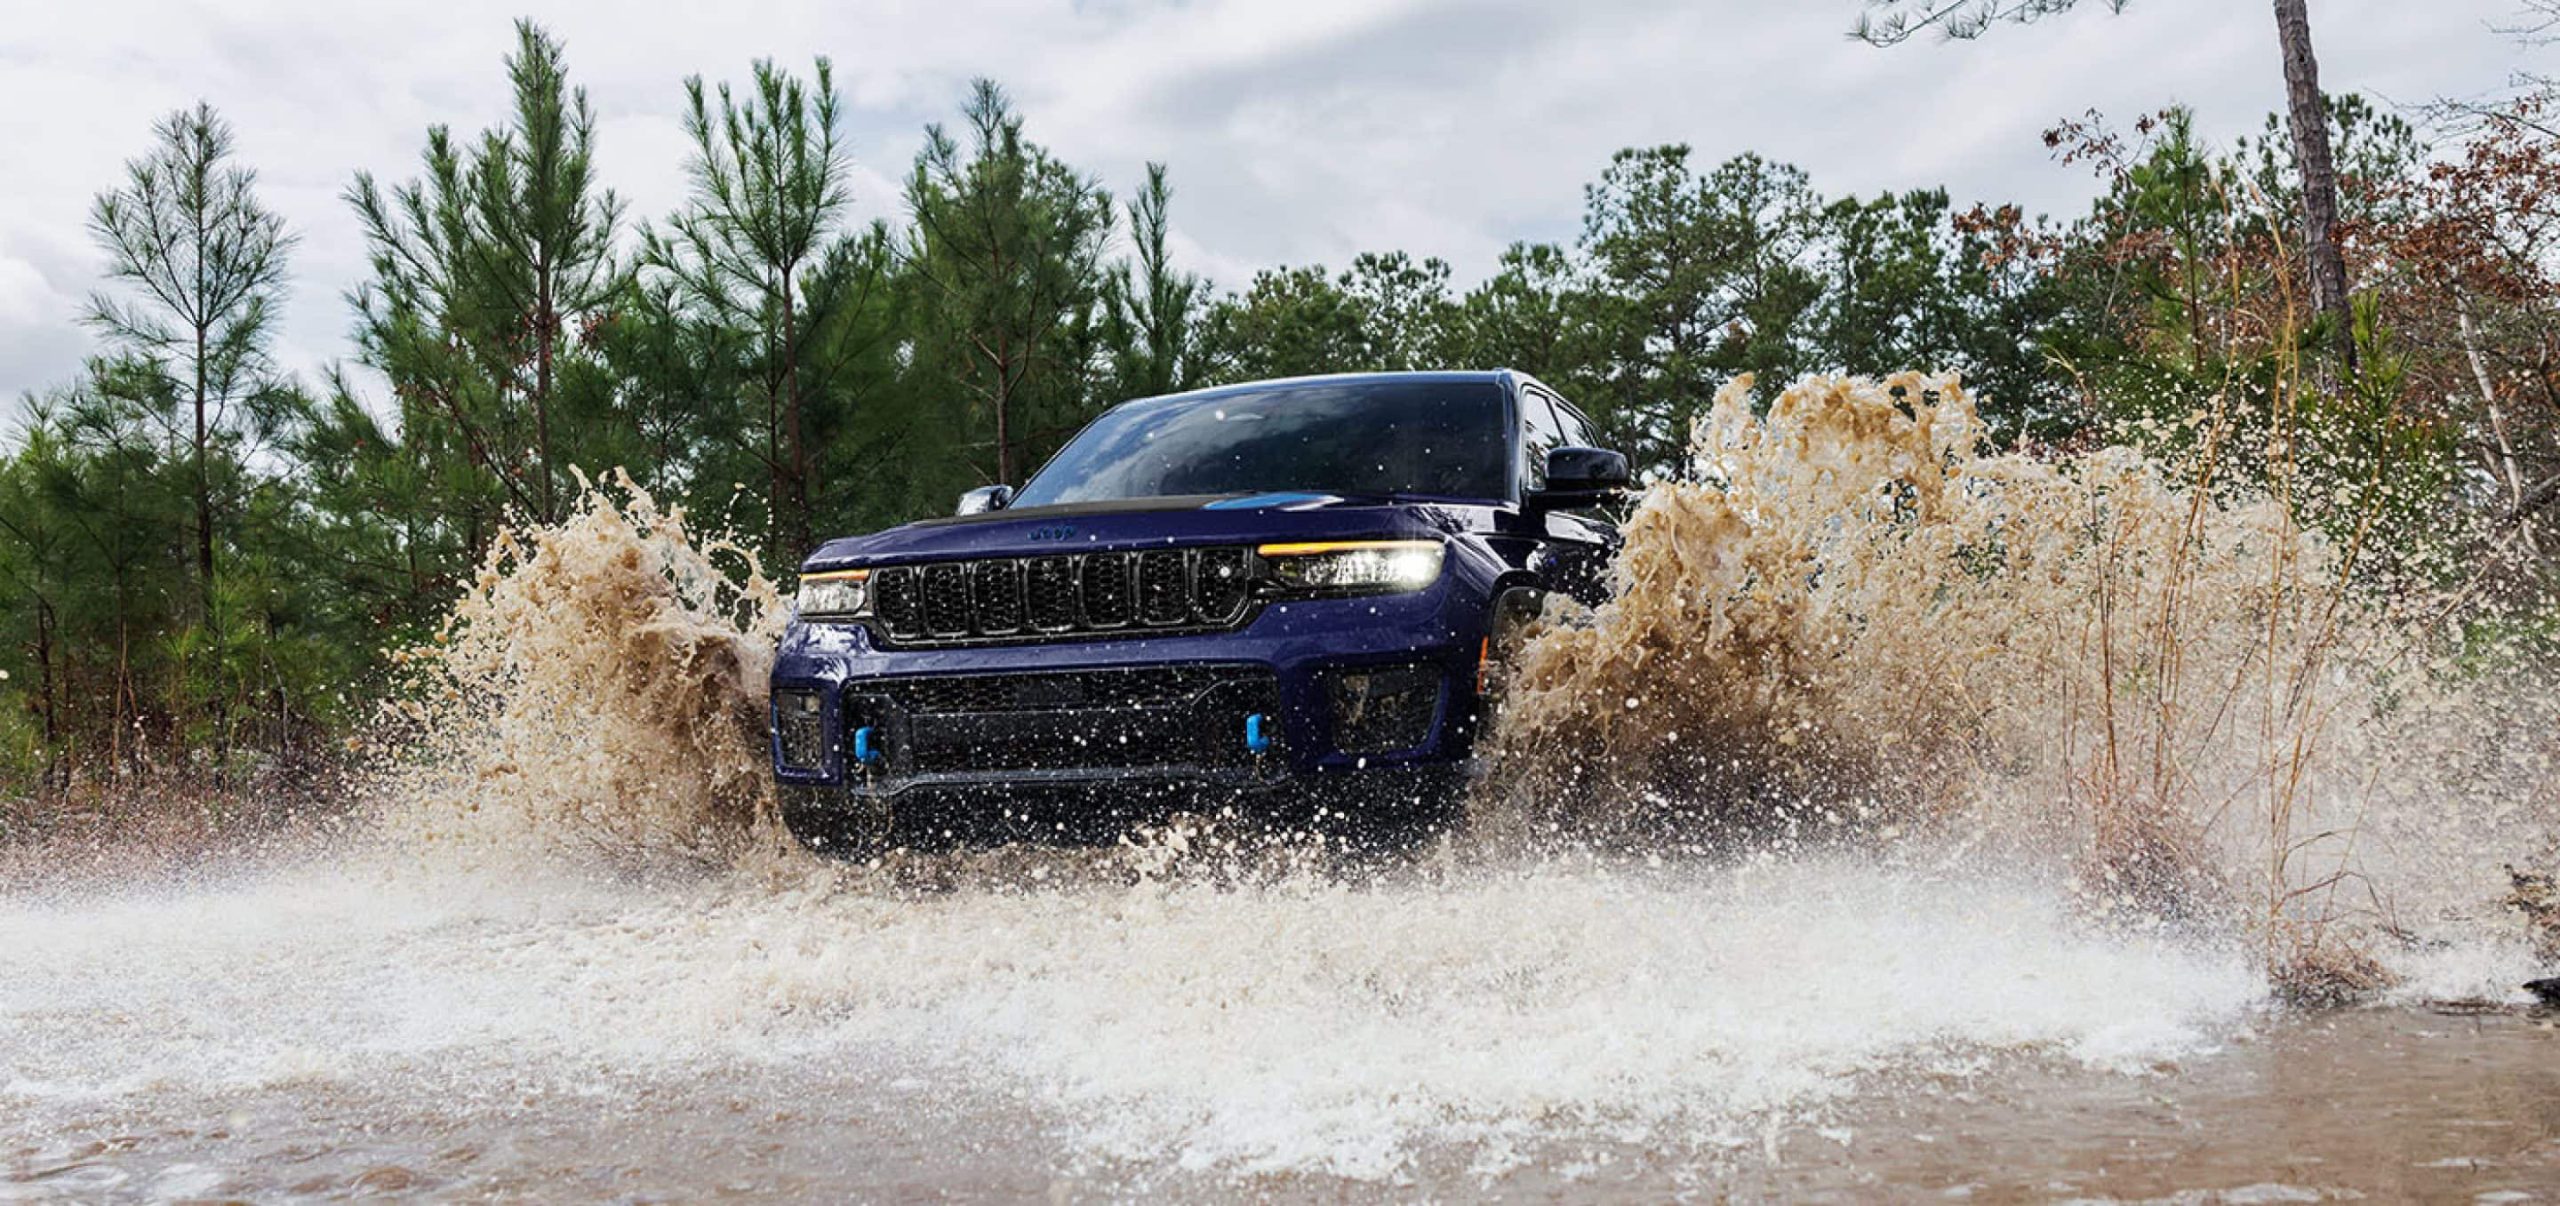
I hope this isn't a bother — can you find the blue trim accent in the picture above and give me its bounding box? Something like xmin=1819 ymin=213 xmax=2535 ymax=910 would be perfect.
xmin=1244 ymin=712 xmax=1272 ymax=754
xmin=852 ymin=725 xmax=883 ymax=765
xmin=1203 ymin=492 xmax=1330 ymax=511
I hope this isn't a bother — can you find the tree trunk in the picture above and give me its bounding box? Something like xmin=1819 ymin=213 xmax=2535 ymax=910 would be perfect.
xmin=2460 ymin=295 xmax=2537 ymax=552
xmin=993 ymin=330 xmax=1015 ymax=486
xmin=35 ymin=595 xmax=57 ymax=789
xmin=766 ymin=366 xmax=782 ymax=560
xmin=780 ymin=260 xmax=811 ymax=558
xmin=768 ymin=268 xmax=791 ymax=561
xmin=194 ymin=319 xmax=227 ymax=783
xmin=112 ymin=611 xmax=131 ymax=778
xmin=2272 ymin=0 xmax=2357 ymax=376
xmin=994 ymin=375 xmax=1012 ymax=486
xmin=193 ymin=327 xmax=215 ymax=617
xmin=534 ymin=259 xmax=557 ymax=524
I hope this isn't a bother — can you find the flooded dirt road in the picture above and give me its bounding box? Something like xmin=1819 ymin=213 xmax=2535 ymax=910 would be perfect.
xmin=5 ymin=848 xmax=2554 ymax=1201
xmin=11 ymin=1005 xmax=2557 ymax=1201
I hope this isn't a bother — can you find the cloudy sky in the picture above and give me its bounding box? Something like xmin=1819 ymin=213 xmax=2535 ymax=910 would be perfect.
xmin=0 ymin=0 xmax=2540 ymax=401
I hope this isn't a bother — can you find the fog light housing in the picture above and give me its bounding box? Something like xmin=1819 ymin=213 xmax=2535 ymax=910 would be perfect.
xmin=1324 ymin=664 xmax=1442 ymax=754
xmin=775 ymin=689 xmax=828 ymax=772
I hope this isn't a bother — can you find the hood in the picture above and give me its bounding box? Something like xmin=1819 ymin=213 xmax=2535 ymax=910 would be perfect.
xmin=800 ymin=492 xmax=1477 ymax=571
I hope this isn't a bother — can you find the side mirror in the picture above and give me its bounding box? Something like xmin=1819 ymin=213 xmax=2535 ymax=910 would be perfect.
xmin=1530 ymin=446 xmax=1630 ymax=509
xmin=956 ymin=484 xmax=1015 ymax=516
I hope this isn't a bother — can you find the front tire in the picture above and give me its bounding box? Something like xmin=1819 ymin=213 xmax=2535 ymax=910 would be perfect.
xmin=1474 ymin=585 xmax=1549 ymax=737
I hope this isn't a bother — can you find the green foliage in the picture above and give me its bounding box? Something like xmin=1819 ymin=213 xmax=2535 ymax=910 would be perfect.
xmin=1852 ymin=0 xmax=2128 ymax=45
xmin=1810 ymin=188 xmax=2082 ymax=442
xmin=1576 ymin=148 xmax=1824 ymax=464
xmin=904 ymin=79 xmax=1116 ymax=486
xmin=638 ymin=52 xmax=902 ymax=564
xmin=1445 ymin=243 xmax=1582 ymax=374
xmin=1196 ymin=251 xmax=1463 ymax=382
xmin=1198 ymin=264 xmax=1371 ymax=381
xmin=1099 ymin=163 xmax=1206 ymax=401
xmin=2039 ymin=104 xmax=2467 ymax=572
xmin=345 ymin=17 xmax=624 ymax=584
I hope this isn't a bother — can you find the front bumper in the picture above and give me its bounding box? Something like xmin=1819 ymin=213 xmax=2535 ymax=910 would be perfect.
xmin=768 ymin=576 xmax=1489 ymax=798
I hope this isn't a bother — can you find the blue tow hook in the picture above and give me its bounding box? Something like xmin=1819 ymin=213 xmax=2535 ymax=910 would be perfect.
xmin=852 ymin=725 xmax=883 ymax=765
xmin=1244 ymin=713 xmax=1272 ymax=754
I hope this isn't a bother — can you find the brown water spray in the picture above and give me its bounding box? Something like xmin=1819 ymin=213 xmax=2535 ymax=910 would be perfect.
xmin=1486 ymin=373 xmax=2557 ymax=984
xmin=366 ymin=470 xmax=788 ymax=868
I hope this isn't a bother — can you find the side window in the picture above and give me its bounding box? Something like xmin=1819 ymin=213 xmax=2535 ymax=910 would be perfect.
xmin=1518 ymin=388 xmax=1568 ymax=492
xmin=1550 ymin=396 xmax=1599 ymax=452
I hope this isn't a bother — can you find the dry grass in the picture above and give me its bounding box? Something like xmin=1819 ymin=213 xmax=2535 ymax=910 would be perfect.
xmin=2268 ymin=925 xmax=2394 ymax=1007
xmin=2508 ymin=864 xmax=2560 ymax=964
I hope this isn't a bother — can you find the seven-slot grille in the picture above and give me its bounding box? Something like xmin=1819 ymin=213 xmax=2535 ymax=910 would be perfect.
xmin=869 ymin=547 xmax=1255 ymax=647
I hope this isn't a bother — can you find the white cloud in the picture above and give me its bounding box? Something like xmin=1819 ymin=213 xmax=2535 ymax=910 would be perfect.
xmin=0 ymin=0 xmax=2537 ymax=400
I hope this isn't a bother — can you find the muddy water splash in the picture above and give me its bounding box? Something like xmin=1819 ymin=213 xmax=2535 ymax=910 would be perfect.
xmin=367 ymin=470 xmax=787 ymax=866
xmin=1489 ymin=374 xmax=2560 ymax=978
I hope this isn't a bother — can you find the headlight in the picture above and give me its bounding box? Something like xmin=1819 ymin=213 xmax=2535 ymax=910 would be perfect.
xmin=1257 ymin=540 xmax=1445 ymax=595
xmin=795 ymin=569 xmax=870 ymax=618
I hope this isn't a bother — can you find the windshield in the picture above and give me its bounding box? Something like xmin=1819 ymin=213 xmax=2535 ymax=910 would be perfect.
xmin=1010 ymin=379 xmax=1511 ymax=507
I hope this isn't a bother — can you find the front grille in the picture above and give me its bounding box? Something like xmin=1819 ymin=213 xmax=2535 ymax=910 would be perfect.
xmin=914 ymin=716 xmax=1204 ymax=775
xmin=1026 ymin=558 xmax=1077 ymax=630
xmin=1138 ymin=551 xmax=1188 ymax=625
xmin=1082 ymin=555 xmax=1133 ymax=627
xmin=922 ymin=564 xmax=970 ymax=637
xmin=868 ymin=548 xmax=1259 ymax=648
xmin=880 ymin=665 xmax=1252 ymax=714
xmin=848 ymin=665 xmax=1283 ymax=779
xmin=874 ymin=564 xmax=922 ymax=633
xmin=972 ymin=560 xmax=1025 ymax=634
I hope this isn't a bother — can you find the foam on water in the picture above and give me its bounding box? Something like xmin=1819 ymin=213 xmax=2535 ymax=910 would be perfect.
xmin=0 ymin=849 xmax=2261 ymax=1178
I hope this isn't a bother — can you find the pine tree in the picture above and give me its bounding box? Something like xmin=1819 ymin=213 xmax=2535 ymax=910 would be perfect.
xmin=83 ymin=103 xmax=296 ymax=774
xmin=1100 ymin=163 xmax=1205 ymax=400
xmin=470 ymin=20 xmax=623 ymax=523
xmin=1197 ymin=265 xmax=1369 ymax=382
xmin=84 ymin=102 xmax=293 ymax=633
xmin=1579 ymin=147 xmax=1823 ymax=463
xmin=349 ymin=19 xmax=621 ymax=535
xmin=644 ymin=54 xmax=873 ymax=562
xmin=905 ymin=80 xmax=1115 ymax=485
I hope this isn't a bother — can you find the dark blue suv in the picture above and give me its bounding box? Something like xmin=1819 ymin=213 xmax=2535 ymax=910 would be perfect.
xmin=769 ymin=371 xmax=1626 ymax=855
